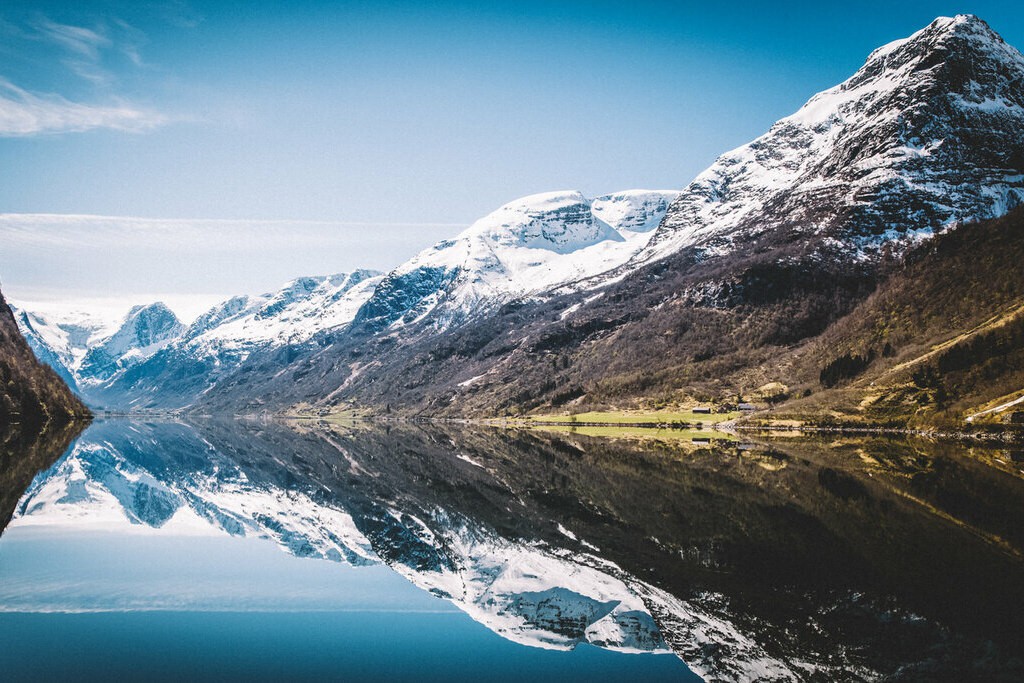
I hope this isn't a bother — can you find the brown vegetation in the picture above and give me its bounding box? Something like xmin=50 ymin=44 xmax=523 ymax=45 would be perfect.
xmin=0 ymin=288 xmax=90 ymax=427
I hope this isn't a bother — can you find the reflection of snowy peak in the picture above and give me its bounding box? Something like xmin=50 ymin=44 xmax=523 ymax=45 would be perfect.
xmin=640 ymin=15 xmax=1024 ymax=265
xmin=14 ymin=423 xmax=378 ymax=565
xmin=9 ymin=420 xmax=694 ymax=661
xmin=353 ymin=189 xmax=677 ymax=331
xmin=373 ymin=515 xmax=669 ymax=653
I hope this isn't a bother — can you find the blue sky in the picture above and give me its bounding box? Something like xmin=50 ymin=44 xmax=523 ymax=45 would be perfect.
xmin=2 ymin=1 xmax=1023 ymax=316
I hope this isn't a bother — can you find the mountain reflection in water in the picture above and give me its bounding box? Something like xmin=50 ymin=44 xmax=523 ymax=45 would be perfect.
xmin=2 ymin=418 xmax=1023 ymax=681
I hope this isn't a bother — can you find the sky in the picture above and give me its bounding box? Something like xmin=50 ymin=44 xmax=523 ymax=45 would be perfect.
xmin=2 ymin=0 xmax=1024 ymax=321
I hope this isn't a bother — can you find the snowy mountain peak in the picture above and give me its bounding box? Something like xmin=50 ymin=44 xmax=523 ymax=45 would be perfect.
xmin=351 ymin=189 xmax=678 ymax=333
xmin=639 ymin=14 xmax=1024 ymax=266
xmin=184 ymin=295 xmax=256 ymax=340
xmin=120 ymin=302 xmax=182 ymax=346
xmin=74 ymin=302 xmax=185 ymax=385
xmin=463 ymin=190 xmax=622 ymax=254
xmin=255 ymin=276 xmax=330 ymax=320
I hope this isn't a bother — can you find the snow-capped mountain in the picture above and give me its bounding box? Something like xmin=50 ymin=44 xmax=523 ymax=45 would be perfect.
xmin=17 ymin=16 xmax=1024 ymax=417
xmin=77 ymin=302 xmax=184 ymax=385
xmin=638 ymin=14 xmax=1024 ymax=266
xmin=13 ymin=306 xmax=118 ymax=392
xmin=176 ymin=269 xmax=381 ymax=358
xmin=204 ymin=13 xmax=1024 ymax=416
xmin=15 ymin=302 xmax=182 ymax=393
xmin=14 ymin=191 xmax=674 ymax=409
xmin=14 ymin=270 xmax=383 ymax=408
xmin=353 ymin=190 xmax=676 ymax=331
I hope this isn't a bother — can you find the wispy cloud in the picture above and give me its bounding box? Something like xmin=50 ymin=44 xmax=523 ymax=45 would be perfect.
xmin=0 ymin=213 xmax=463 ymax=306
xmin=35 ymin=18 xmax=110 ymax=61
xmin=0 ymin=78 xmax=166 ymax=136
xmin=34 ymin=18 xmax=115 ymax=85
xmin=0 ymin=213 xmax=464 ymax=249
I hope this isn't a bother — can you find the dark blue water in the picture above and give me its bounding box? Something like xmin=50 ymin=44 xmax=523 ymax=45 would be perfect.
xmin=0 ymin=611 xmax=694 ymax=682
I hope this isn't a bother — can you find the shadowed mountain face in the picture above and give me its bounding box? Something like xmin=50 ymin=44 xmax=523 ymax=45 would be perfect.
xmin=0 ymin=288 xmax=89 ymax=427
xmin=7 ymin=419 xmax=1024 ymax=681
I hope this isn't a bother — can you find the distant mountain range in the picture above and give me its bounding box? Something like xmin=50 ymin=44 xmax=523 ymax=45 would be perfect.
xmin=13 ymin=15 xmax=1024 ymax=426
xmin=15 ymin=190 xmax=677 ymax=410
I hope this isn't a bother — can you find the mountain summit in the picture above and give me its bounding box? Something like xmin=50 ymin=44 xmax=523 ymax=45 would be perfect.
xmin=351 ymin=189 xmax=677 ymax=332
xmin=639 ymin=14 xmax=1024 ymax=266
xmin=17 ymin=16 xmax=1024 ymax=418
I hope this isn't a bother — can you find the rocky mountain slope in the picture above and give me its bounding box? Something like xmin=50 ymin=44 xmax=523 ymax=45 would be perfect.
xmin=768 ymin=205 xmax=1024 ymax=427
xmin=0 ymin=288 xmax=89 ymax=427
xmin=17 ymin=192 xmax=674 ymax=410
xmin=636 ymin=15 xmax=1024 ymax=269
xmin=189 ymin=14 xmax=1024 ymax=420
xmin=16 ymin=15 xmax=1024 ymax=423
xmin=352 ymin=190 xmax=676 ymax=332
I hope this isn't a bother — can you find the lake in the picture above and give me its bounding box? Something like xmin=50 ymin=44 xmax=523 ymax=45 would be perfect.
xmin=1 ymin=418 xmax=1022 ymax=681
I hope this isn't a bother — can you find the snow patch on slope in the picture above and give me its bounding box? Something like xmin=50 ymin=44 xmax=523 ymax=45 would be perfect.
xmin=359 ymin=189 xmax=677 ymax=331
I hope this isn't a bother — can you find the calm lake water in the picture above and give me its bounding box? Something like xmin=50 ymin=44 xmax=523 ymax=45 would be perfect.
xmin=1 ymin=418 xmax=1023 ymax=681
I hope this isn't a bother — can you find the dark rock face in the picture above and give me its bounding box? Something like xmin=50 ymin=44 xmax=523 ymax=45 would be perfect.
xmin=0 ymin=288 xmax=89 ymax=427
xmin=351 ymin=266 xmax=459 ymax=333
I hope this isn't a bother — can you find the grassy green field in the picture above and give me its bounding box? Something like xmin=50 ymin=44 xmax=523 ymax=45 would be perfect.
xmin=528 ymin=410 xmax=742 ymax=425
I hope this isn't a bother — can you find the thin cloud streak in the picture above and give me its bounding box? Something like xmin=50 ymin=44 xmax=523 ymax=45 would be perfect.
xmin=35 ymin=18 xmax=110 ymax=60
xmin=0 ymin=79 xmax=167 ymax=135
xmin=0 ymin=213 xmax=465 ymax=250
xmin=33 ymin=17 xmax=115 ymax=85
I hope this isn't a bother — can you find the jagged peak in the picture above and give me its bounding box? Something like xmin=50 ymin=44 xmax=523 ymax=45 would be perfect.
xmin=592 ymin=190 xmax=678 ymax=233
xmin=453 ymin=189 xmax=680 ymax=252
xmin=865 ymin=15 xmax=1003 ymax=61
xmin=125 ymin=301 xmax=177 ymax=320
xmin=781 ymin=15 xmax=1023 ymax=129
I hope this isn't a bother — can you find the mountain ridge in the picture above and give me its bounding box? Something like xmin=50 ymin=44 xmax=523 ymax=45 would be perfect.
xmin=15 ymin=15 xmax=1024 ymax=425
xmin=185 ymin=14 xmax=1024 ymax=422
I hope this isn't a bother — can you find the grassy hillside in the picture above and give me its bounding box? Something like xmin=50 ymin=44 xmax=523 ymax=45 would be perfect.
xmin=774 ymin=207 xmax=1024 ymax=427
xmin=0 ymin=288 xmax=90 ymax=427
xmin=422 ymin=207 xmax=1024 ymax=428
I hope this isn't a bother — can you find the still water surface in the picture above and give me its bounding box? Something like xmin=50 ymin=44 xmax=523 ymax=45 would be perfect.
xmin=1 ymin=419 xmax=1022 ymax=681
